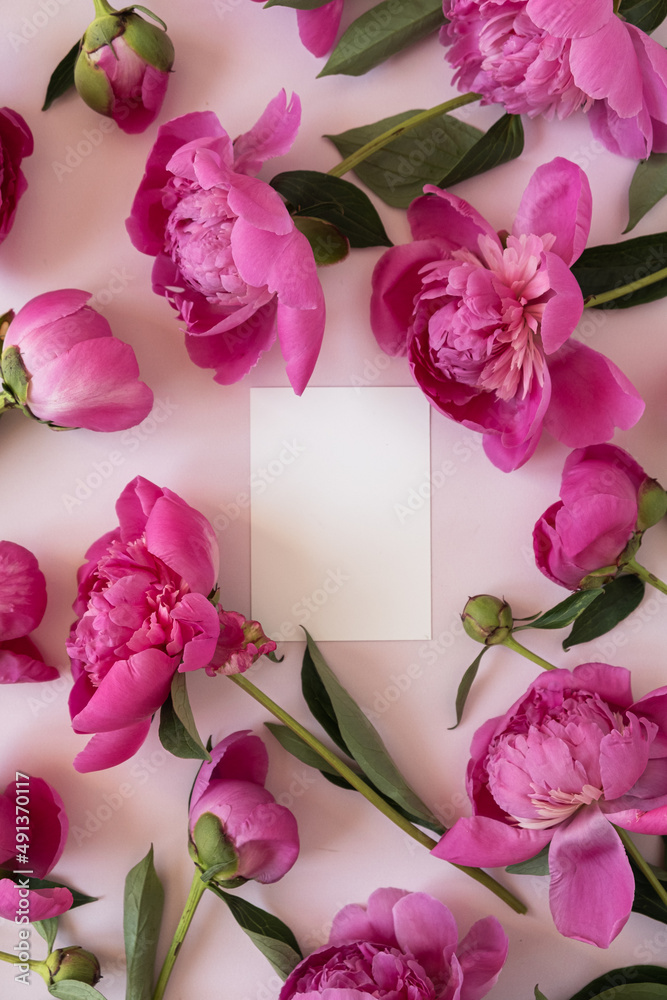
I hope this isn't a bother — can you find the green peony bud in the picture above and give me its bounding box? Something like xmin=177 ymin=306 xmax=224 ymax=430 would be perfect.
xmin=636 ymin=477 xmax=667 ymax=531
xmin=188 ymin=812 xmax=245 ymax=887
xmin=45 ymin=946 xmax=102 ymax=987
xmin=461 ymin=595 xmax=513 ymax=645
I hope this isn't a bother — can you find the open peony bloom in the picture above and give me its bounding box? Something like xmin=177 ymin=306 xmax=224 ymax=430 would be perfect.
xmin=126 ymin=91 xmax=325 ymax=394
xmin=1 ymin=289 xmax=153 ymax=431
xmin=534 ymin=444 xmax=667 ymax=588
xmin=0 ymin=775 xmax=73 ymax=921
xmin=280 ymin=886 xmax=508 ymax=999
xmin=433 ymin=663 xmax=667 ymax=947
xmin=370 ymin=157 xmax=644 ymax=471
xmin=0 ymin=541 xmax=58 ymax=683
xmin=441 ymin=0 xmax=667 ymax=158
xmin=0 ymin=108 xmax=33 ymax=246
xmin=188 ymin=730 xmax=299 ymax=884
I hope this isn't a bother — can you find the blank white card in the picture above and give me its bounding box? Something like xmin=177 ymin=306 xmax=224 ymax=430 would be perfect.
xmin=250 ymin=387 xmax=432 ymax=642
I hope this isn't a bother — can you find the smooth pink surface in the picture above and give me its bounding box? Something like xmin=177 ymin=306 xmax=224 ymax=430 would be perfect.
xmin=0 ymin=107 xmax=32 ymax=245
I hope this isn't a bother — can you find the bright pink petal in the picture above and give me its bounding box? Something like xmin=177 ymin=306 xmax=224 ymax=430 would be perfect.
xmin=73 ymin=719 xmax=152 ymax=773
xmin=3 ymin=290 xmax=91 ymax=348
xmin=588 ymin=101 xmax=651 ymax=159
xmin=604 ymin=803 xmax=667 ymax=833
xmin=0 ymin=638 xmax=59 ymax=683
xmin=115 ymin=477 xmax=165 ymax=542
xmin=600 ymin=714 xmax=655 ymax=799
xmin=370 ymin=241 xmax=445 ymax=356
xmin=297 ymin=0 xmax=344 ymax=56
xmin=172 ymin=593 xmax=221 ymax=670
xmin=548 ymin=807 xmax=633 ymax=947
xmin=4 ymin=777 xmax=68 ymax=877
xmin=235 ymin=802 xmax=300 ymax=882
xmin=544 ymin=340 xmax=644 ymax=447
xmin=456 ymin=917 xmax=509 ymax=1000
xmin=432 ymin=816 xmax=551 ymax=866
xmin=190 ymin=731 xmax=268 ymax=808
xmin=409 ymin=187 xmax=500 ymax=250
xmin=570 ymin=18 xmax=643 ymax=118
xmin=512 ymin=158 xmax=592 ymax=266
xmin=227 ymin=172 xmax=295 ymax=237
xmin=232 ymin=221 xmax=322 ymax=309
xmin=184 ymin=304 xmax=278 ymax=384
xmin=525 ymin=0 xmax=612 ymax=37
xmin=71 ymin=649 xmax=177 ymax=733
xmin=482 ymin=427 xmax=542 ymax=472
xmin=275 ymin=290 xmax=326 ymax=395
xmin=570 ymin=662 xmax=635 ymax=707
xmin=0 ymin=541 xmax=46 ymax=640
xmin=144 ymin=495 xmax=218 ymax=596
xmin=0 ymin=880 xmax=73 ymax=921
xmin=539 ymin=253 xmax=584 ymax=354
xmin=391 ymin=893 xmax=459 ymax=978
xmin=232 ymin=91 xmax=301 ymax=175
xmin=330 ymin=888 xmax=409 ymax=947
xmin=628 ymin=25 xmax=667 ymax=122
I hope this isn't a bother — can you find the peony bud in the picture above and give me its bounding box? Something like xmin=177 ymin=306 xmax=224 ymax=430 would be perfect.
xmin=636 ymin=477 xmax=667 ymax=532
xmin=74 ymin=0 xmax=174 ymax=134
xmin=462 ymin=595 xmax=513 ymax=645
xmin=188 ymin=811 xmax=243 ymax=887
xmin=46 ymin=947 xmax=102 ymax=987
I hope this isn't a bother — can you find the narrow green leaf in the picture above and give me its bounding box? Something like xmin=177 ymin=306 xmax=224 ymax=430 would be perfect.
xmin=619 ymin=0 xmax=667 ymax=32
xmin=626 ymin=154 xmax=667 ymax=232
xmin=34 ymin=917 xmax=58 ymax=952
xmin=123 ymin=846 xmax=165 ymax=1000
xmin=571 ymin=233 xmax=667 ymax=308
xmin=265 ymin=0 xmax=331 ymax=9
xmin=42 ymin=40 xmax=80 ymax=111
xmin=0 ymin=870 xmax=96 ymax=908
xmin=208 ymin=886 xmax=302 ymax=980
xmin=301 ymin=643 xmax=352 ymax=757
xmin=563 ymin=575 xmax=645 ymax=649
xmin=326 ymin=110 xmax=482 ymax=209
xmin=49 ymin=985 xmax=108 ymax=1000
xmin=506 ymin=845 xmax=550 ymax=875
xmin=319 ymin=0 xmax=445 ymax=78
xmin=293 ymin=217 xmax=349 ymax=265
xmin=535 ymin=988 xmax=550 ymax=1000
xmin=302 ymin=630 xmax=439 ymax=826
xmin=271 ymin=171 xmax=392 ymax=247
xmin=568 ymin=968 xmax=667 ymax=1000
xmin=520 ymin=589 xmax=604 ymax=631
xmin=265 ymin=721 xmax=353 ymax=778
xmin=158 ymin=673 xmax=211 ymax=761
xmin=448 ymin=648 xmax=488 ymax=729
xmin=438 ymin=114 xmax=524 ymax=189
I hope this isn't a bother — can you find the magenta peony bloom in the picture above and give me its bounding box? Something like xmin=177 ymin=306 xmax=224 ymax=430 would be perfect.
xmin=370 ymin=157 xmax=644 ymax=471
xmin=68 ymin=476 xmax=222 ymax=772
xmin=280 ymin=886 xmax=508 ymax=999
xmin=189 ymin=730 xmax=299 ymax=884
xmin=0 ymin=541 xmax=58 ymax=683
xmin=0 ymin=775 xmax=73 ymax=920
xmin=433 ymin=663 xmax=667 ymax=947
xmin=126 ymin=91 xmax=325 ymax=394
xmin=0 ymin=108 xmax=32 ymax=245
xmin=441 ymin=0 xmax=667 ymax=157
xmin=533 ymin=444 xmax=663 ymax=588
xmin=1 ymin=289 xmax=154 ymax=431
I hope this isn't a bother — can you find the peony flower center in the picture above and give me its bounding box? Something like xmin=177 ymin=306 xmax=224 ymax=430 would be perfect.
xmin=286 ymin=941 xmax=438 ymax=999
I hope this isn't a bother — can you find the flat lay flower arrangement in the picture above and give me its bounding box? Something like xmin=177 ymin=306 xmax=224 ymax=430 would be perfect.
xmin=3 ymin=0 xmax=667 ymax=998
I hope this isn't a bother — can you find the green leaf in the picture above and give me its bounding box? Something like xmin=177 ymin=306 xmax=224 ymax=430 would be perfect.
xmin=438 ymin=114 xmax=524 ymax=189
xmin=571 ymin=233 xmax=667 ymax=308
xmin=208 ymin=886 xmax=302 ymax=980
xmin=123 ymin=846 xmax=165 ymax=1000
xmin=265 ymin=721 xmax=354 ymax=778
xmin=293 ymin=216 xmax=349 ymax=265
xmin=158 ymin=672 xmax=211 ymax=761
xmin=1 ymin=345 xmax=29 ymax=405
xmin=34 ymin=917 xmax=58 ymax=952
xmin=518 ymin=589 xmax=604 ymax=631
xmin=319 ymin=0 xmax=446 ymax=78
xmin=326 ymin=110 xmax=483 ymax=209
xmin=265 ymin=0 xmax=331 ymax=9
xmin=271 ymin=171 xmax=392 ymax=248
xmin=535 ymin=988 xmax=550 ymax=1000
xmin=448 ymin=648 xmax=488 ymax=729
xmin=630 ymin=841 xmax=667 ymax=925
xmin=619 ymin=0 xmax=667 ymax=32
xmin=302 ymin=630 xmax=439 ymax=826
xmin=0 ymin=870 xmax=96 ymax=908
xmin=570 ymin=978 xmax=667 ymax=1000
xmin=506 ymin=845 xmax=550 ymax=875
xmin=301 ymin=643 xmax=353 ymax=757
xmin=42 ymin=40 xmax=80 ymax=111
xmin=48 ymin=985 xmax=108 ymax=1000
xmin=626 ymin=154 xmax=667 ymax=232
xmin=563 ymin=575 xmax=645 ymax=649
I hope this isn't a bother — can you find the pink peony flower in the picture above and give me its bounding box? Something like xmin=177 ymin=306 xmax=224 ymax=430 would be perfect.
xmin=0 ymin=108 xmax=33 ymax=245
xmin=441 ymin=0 xmax=667 ymax=157
xmin=533 ymin=444 xmax=664 ymax=588
xmin=0 ymin=541 xmax=58 ymax=683
xmin=126 ymin=91 xmax=325 ymax=394
xmin=1 ymin=289 xmax=154 ymax=431
xmin=0 ymin=775 xmax=73 ymax=921
xmin=432 ymin=663 xmax=667 ymax=947
xmin=189 ymin=730 xmax=299 ymax=884
xmin=279 ymin=886 xmax=508 ymax=999
xmin=370 ymin=157 xmax=644 ymax=471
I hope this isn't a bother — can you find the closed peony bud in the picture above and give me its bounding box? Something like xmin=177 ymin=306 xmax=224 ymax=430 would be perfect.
xmin=461 ymin=595 xmax=513 ymax=645
xmin=74 ymin=0 xmax=174 ymax=134
xmin=46 ymin=947 xmax=101 ymax=987
xmin=636 ymin=477 xmax=667 ymax=531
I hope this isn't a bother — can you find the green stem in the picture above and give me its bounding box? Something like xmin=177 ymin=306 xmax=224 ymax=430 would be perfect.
xmin=623 ymin=557 xmax=667 ymax=596
xmin=0 ymin=951 xmax=49 ymax=984
xmin=229 ymin=673 xmax=526 ymax=914
xmin=615 ymin=826 xmax=667 ymax=913
xmin=327 ymin=93 xmax=482 ymax=178
xmin=502 ymin=635 xmax=557 ymax=671
xmin=152 ymin=869 xmax=206 ymax=1000
xmin=583 ymin=265 xmax=667 ymax=308
xmin=92 ymin=0 xmax=117 ymax=16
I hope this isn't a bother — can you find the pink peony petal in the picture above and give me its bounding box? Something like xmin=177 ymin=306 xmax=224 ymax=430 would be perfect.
xmin=227 ymin=172 xmax=295 ymax=237
xmin=409 ymin=187 xmax=500 ymax=250
xmin=171 ymin=593 xmax=221 ymax=670
xmin=3 ymin=289 xmax=92 ymax=349
xmin=370 ymin=240 xmax=446 ymax=356
xmin=0 ymin=637 xmax=59 ymax=683
xmin=599 ymin=713 xmax=656 ymax=800
xmin=330 ymin=888 xmax=409 ymax=947
xmin=432 ymin=815 xmax=552 ymax=866
xmin=234 ymin=801 xmax=300 ymax=882
xmin=512 ymin=158 xmax=592 ymax=266
xmin=391 ymin=893 xmax=459 ymax=978
xmin=297 ymin=0 xmax=344 ymax=56
xmin=570 ymin=17 xmax=643 ymax=117
xmin=73 ymin=719 xmax=152 ymax=773
xmin=525 ymin=0 xmax=613 ymax=38
xmin=0 ymin=880 xmax=73 ymax=921
xmin=232 ymin=220 xmax=322 ymax=310
xmin=144 ymin=494 xmax=219 ymax=596
xmin=275 ymin=290 xmax=326 ymax=396
xmin=0 ymin=541 xmax=47 ymax=641
xmin=71 ymin=648 xmax=178 ymax=733
xmin=232 ymin=91 xmax=302 ymax=176
xmin=456 ymin=917 xmax=509 ymax=1000
xmin=184 ymin=303 xmax=278 ymax=383
xmin=190 ymin=731 xmax=269 ymax=809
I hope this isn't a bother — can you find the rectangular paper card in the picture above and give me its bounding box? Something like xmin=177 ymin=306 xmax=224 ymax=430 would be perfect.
xmin=250 ymin=387 xmax=432 ymax=641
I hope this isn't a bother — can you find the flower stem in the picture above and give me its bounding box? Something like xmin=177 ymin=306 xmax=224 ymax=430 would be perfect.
xmin=502 ymin=635 xmax=557 ymax=671
xmin=0 ymin=951 xmax=49 ymax=984
xmin=152 ymin=869 xmax=206 ymax=1000
xmin=583 ymin=265 xmax=667 ymax=308
xmin=615 ymin=826 xmax=667 ymax=913
xmin=623 ymin=558 xmax=667 ymax=595
xmin=92 ymin=0 xmax=117 ymax=16
xmin=228 ymin=673 xmax=526 ymax=914
xmin=327 ymin=93 xmax=482 ymax=179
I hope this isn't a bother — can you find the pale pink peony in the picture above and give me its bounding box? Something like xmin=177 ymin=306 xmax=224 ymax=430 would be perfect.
xmin=1 ymin=289 xmax=154 ymax=431
xmin=0 ymin=541 xmax=58 ymax=683
xmin=0 ymin=775 xmax=73 ymax=920
xmin=441 ymin=0 xmax=667 ymax=157
xmin=280 ymin=886 xmax=508 ymax=999
xmin=0 ymin=108 xmax=32 ymax=245
xmin=189 ymin=730 xmax=299 ymax=884
xmin=126 ymin=92 xmax=325 ymax=394
xmin=370 ymin=157 xmax=644 ymax=471
xmin=433 ymin=663 xmax=667 ymax=947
